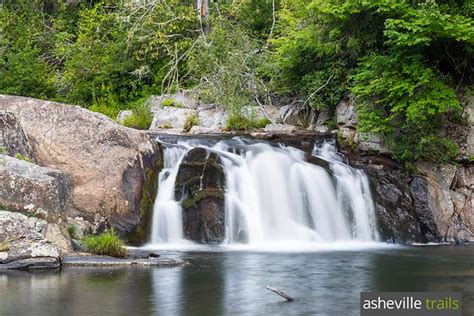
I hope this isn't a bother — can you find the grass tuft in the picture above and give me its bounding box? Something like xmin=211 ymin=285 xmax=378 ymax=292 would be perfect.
xmin=81 ymin=228 xmax=128 ymax=258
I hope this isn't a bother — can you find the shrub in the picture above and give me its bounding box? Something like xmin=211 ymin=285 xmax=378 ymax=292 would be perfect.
xmin=183 ymin=113 xmax=199 ymax=132
xmin=122 ymin=103 xmax=153 ymax=130
xmin=0 ymin=146 xmax=6 ymax=154
xmin=162 ymin=98 xmax=184 ymax=108
xmin=81 ymin=228 xmax=128 ymax=258
xmin=225 ymin=113 xmax=251 ymax=131
xmin=324 ymin=119 xmax=337 ymax=131
xmin=394 ymin=135 xmax=459 ymax=164
xmin=68 ymin=224 xmax=78 ymax=239
xmin=225 ymin=112 xmax=270 ymax=131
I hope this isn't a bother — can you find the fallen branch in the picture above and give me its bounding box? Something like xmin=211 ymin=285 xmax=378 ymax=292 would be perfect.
xmin=266 ymin=285 xmax=295 ymax=302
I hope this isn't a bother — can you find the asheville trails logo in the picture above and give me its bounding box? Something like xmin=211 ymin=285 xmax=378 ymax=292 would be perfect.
xmin=360 ymin=292 xmax=462 ymax=316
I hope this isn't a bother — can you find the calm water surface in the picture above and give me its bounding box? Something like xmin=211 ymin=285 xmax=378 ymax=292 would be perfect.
xmin=1 ymin=245 xmax=473 ymax=315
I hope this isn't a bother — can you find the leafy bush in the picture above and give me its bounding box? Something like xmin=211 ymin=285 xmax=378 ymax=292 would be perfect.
xmin=81 ymin=229 xmax=128 ymax=258
xmin=352 ymin=52 xmax=462 ymax=163
xmin=183 ymin=113 xmax=199 ymax=132
xmin=225 ymin=112 xmax=270 ymax=131
xmin=122 ymin=103 xmax=153 ymax=130
xmin=394 ymin=135 xmax=459 ymax=164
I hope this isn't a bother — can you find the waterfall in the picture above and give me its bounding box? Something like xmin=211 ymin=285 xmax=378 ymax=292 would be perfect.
xmin=150 ymin=145 xmax=188 ymax=244
xmin=149 ymin=137 xmax=379 ymax=248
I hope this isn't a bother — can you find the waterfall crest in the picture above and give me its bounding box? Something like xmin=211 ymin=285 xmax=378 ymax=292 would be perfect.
xmin=149 ymin=137 xmax=379 ymax=248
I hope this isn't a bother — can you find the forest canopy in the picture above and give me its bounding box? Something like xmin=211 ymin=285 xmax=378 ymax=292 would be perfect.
xmin=0 ymin=0 xmax=472 ymax=163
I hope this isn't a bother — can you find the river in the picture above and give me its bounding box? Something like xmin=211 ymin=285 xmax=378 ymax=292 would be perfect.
xmin=1 ymin=245 xmax=473 ymax=315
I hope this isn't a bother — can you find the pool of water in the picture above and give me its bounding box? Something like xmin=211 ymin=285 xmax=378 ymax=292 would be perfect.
xmin=1 ymin=244 xmax=473 ymax=315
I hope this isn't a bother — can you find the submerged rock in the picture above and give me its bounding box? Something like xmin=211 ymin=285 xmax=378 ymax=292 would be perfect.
xmin=175 ymin=147 xmax=226 ymax=243
xmin=0 ymin=95 xmax=163 ymax=241
xmin=63 ymin=254 xmax=185 ymax=267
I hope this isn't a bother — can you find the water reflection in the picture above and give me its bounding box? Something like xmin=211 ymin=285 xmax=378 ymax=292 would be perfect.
xmin=1 ymin=246 xmax=473 ymax=315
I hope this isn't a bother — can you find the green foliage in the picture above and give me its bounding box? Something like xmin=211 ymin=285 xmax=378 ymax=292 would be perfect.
xmin=162 ymin=98 xmax=184 ymax=108
xmin=183 ymin=113 xmax=199 ymax=132
xmin=188 ymin=18 xmax=265 ymax=114
xmin=0 ymin=147 xmax=5 ymax=154
xmin=14 ymin=153 xmax=31 ymax=162
xmin=0 ymin=0 xmax=472 ymax=165
xmin=81 ymin=228 xmax=128 ymax=258
xmin=398 ymin=135 xmax=459 ymax=164
xmin=268 ymin=0 xmax=472 ymax=163
xmin=324 ymin=119 xmax=337 ymax=131
xmin=68 ymin=224 xmax=79 ymax=239
xmin=0 ymin=7 xmax=55 ymax=98
xmin=225 ymin=112 xmax=270 ymax=131
xmin=122 ymin=103 xmax=153 ymax=130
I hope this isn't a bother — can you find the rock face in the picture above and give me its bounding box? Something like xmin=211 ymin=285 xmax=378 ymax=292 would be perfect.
xmin=0 ymin=210 xmax=71 ymax=270
xmin=0 ymin=154 xmax=70 ymax=223
xmin=148 ymin=92 xmax=228 ymax=133
xmin=0 ymin=111 xmax=35 ymax=161
xmin=335 ymin=99 xmax=391 ymax=154
xmin=349 ymin=153 xmax=474 ymax=243
xmin=174 ymin=147 xmax=226 ymax=243
xmin=368 ymin=168 xmax=440 ymax=243
xmin=264 ymin=124 xmax=300 ymax=133
xmin=465 ymin=94 xmax=474 ymax=156
xmin=0 ymin=95 xmax=162 ymax=241
xmin=279 ymin=104 xmax=317 ymax=127
xmin=417 ymin=163 xmax=473 ymax=242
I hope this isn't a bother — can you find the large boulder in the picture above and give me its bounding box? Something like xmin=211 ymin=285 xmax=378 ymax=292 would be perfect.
xmin=0 ymin=111 xmax=35 ymax=161
xmin=0 ymin=95 xmax=163 ymax=241
xmin=0 ymin=155 xmax=70 ymax=224
xmin=149 ymin=102 xmax=227 ymax=133
xmin=0 ymin=210 xmax=71 ymax=270
xmin=150 ymin=106 xmax=197 ymax=132
xmin=174 ymin=147 xmax=226 ymax=243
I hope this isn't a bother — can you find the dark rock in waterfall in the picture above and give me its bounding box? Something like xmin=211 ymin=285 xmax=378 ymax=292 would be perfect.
xmin=175 ymin=147 xmax=226 ymax=243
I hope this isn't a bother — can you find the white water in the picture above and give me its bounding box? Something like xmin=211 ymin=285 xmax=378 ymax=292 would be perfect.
xmin=149 ymin=137 xmax=379 ymax=249
xmin=150 ymin=145 xmax=188 ymax=244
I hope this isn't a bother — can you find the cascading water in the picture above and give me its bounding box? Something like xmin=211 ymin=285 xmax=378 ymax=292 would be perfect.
xmin=150 ymin=145 xmax=188 ymax=244
xmin=149 ymin=137 xmax=379 ymax=249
